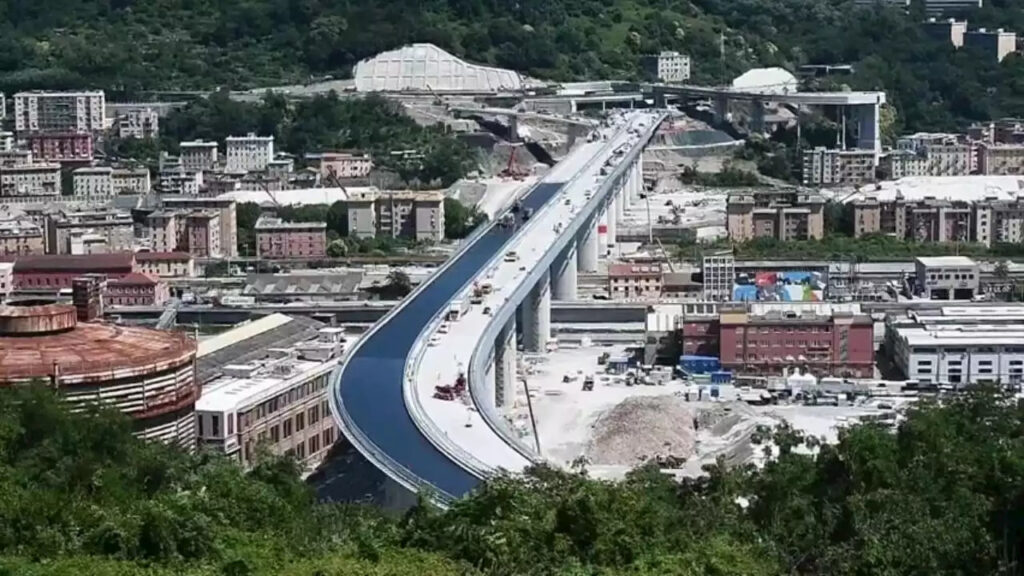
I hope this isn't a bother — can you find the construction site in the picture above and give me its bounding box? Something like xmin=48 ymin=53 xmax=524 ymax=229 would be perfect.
xmin=505 ymin=343 xmax=907 ymax=480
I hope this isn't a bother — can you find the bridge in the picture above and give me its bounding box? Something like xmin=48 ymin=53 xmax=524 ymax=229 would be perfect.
xmin=328 ymin=110 xmax=664 ymax=505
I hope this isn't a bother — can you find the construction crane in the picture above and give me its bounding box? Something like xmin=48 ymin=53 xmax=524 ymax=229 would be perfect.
xmin=499 ymin=143 xmax=528 ymax=180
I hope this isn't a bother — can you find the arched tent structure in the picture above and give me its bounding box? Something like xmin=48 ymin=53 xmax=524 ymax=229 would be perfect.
xmin=354 ymin=43 xmax=530 ymax=92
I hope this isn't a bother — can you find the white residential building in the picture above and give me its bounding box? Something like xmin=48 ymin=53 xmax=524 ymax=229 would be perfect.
xmin=13 ymin=90 xmax=105 ymax=133
xmin=116 ymin=107 xmax=159 ymax=139
xmin=179 ymin=140 xmax=220 ymax=172
xmin=72 ymin=166 xmax=115 ymax=198
xmin=0 ymin=131 xmax=13 ymax=152
xmin=194 ymin=327 xmax=346 ymax=472
xmin=225 ymin=133 xmax=274 ymax=173
xmin=0 ymin=163 xmax=61 ymax=199
xmin=111 ymin=167 xmax=152 ymax=195
xmin=642 ymin=51 xmax=691 ymax=83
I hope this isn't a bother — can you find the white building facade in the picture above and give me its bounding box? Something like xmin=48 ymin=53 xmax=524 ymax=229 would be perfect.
xmin=13 ymin=91 xmax=106 ymax=133
xmin=225 ymin=134 xmax=274 ymax=173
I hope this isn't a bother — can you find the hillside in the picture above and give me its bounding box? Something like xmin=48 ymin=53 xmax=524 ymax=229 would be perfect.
xmin=2 ymin=0 xmax=1023 ymax=132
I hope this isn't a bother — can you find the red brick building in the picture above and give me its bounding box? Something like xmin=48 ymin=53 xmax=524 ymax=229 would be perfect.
xmin=106 ymin=272 xmax=169 ymax=306
xmin=717 ymin=302 xmax=875 ymax=378
xmin=28 ymin=132 xmax=94 ymax=163
xmin=255 ymin=217 xmax=327 ymax=259
xmin=8 ymin=253 xmax=135 ymax=291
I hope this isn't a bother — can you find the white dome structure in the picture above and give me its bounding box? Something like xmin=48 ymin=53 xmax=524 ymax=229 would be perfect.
xmin=354 ymin=43 xmax=528 ymax=93
xmin=731 ymin=67 xmax=798 ymax=95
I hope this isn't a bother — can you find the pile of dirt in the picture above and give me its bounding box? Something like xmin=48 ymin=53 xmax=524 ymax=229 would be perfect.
xmin=585 ymin=396 xmax=697 ymax=466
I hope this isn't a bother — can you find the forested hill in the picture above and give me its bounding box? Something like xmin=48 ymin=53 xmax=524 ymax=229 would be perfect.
xmin=2 ymin=0 xmax=1024 ymax=131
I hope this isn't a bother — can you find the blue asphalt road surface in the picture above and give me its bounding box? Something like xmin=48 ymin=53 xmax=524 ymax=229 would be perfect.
xmin=337 ymin=182 xmax=566 ymax=499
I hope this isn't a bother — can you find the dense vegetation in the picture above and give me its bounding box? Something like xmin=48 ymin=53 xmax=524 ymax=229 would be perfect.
xmin=8 ymin=384 xmax=1024 ymax=574
xmin=2 ymin=0 xmax=1023 ymax=134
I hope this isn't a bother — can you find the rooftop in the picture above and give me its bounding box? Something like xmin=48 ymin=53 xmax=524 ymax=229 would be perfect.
xmin=11 ymin=253 xmax=134 ymax=273
xmin=255 ymin=216 xmax=327 ymax=231
xmin=844 ymin=175 xmax=1024 ymax=204
xmin=197 ymin=313 xmax=325 ymax=383
xmin=108 ymin=272 xmax=158 ymax=286
xmin=135 ymin=251 xmax=193 ymax=262
xmin=0 ymin=302 xmax=194 ymax=381
xmin=915 ymin=256 xmax=977 ymax=267
xmin=609 ymin=263 xmax=663 ymax=278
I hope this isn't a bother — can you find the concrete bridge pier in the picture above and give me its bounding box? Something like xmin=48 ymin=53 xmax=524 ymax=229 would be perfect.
xmin=615 ymin=185 xmax=625 ymax=220
xmin=713 ymin=95 xmax=730 ymax=125
xmin=607 ymin=196 xmax=618 ymax=253
xmin=551 ymin=241 xmax=578 ymax=301
xmin=597 ymin=209 xmax=608 ymax=257
xmin=520 ymin=270 xmax=551 ymax=353
xmin=577 ymin=218 xmax=599 ymax=273
xmin=750 ymin=100 xmax=766 ymax=134
xmin=494 ymin=317 xmax=517 ymax=410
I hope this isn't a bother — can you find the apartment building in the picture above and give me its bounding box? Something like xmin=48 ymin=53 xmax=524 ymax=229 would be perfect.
xmin=719 ymin=302 xmax=875 ymax=378
xmin=726 ymin=192 xmax=826 ymax=242
xmin=641 ymin=51 xmax=691 ymax=83
xmin=914 ymin=256 xmax=979 ymax=300
xmin=161 ymin=196 xmax=238 ymax=257
xmin=71 ymin=166 xmax=114 ymax=198
xmin=0 ymin=163 xmax=61 ymax=200
xmin=45 ymin=209 xmax=134 ymax=255
xmin=608 ymin=263 xmax=663 ymax=300
xmin=882 ymin=135 xmax=973 ymax=178
xmin=135 ymin=252 xmax=195 ymax=278
xmin=346 ymin=191 xmax=378 ymax=239
xmin=0 ymin=219 xmax=45 ymax=255
xmin=975 ymin=198 xmax=1024 ymax=247
xmin=801 ymin=147 xmax=877 ymax=186
xmin=964 ymin=27 xmax=1017 ymax=62
xmin=852 ymin=196 xmax=973 ymax=242
xmin=0 ymin=132 xmax=13 ymax=152
xmin=145 ymin=211 xmax=181 ymax=253
xmin=0 ymin=150 xmax=32 ymax=167
xmin=116 ymin=107 xmax=159 ymax=139
xmin=28 ymin=132 xmax=94 ymax=163
xmin=702 ymin=254 xmax=736 ymax=302
xmin=317 ymin=152 xmax=373 ymax=179
xmin=377 ymin=190 xmax=445 ymax=241
xmin=185 ymin=211 xmax=222 ymax=258
xmin=978 ymin=143 xmax=1024 ymax=175
xmin=923 ymin=18 xmax=967 ymax=47
xmin=179 ymin=140 xmax=220 ymax=172
xmin=194 ymin=327 xmax=346 ymax=472
xmin=13 ymin=91 xmax=105 ymax=134
xmin=111 ymin=167 xmax=151 ymax=195
xmin=105 ymin=272 xmax=169 ymax=307
xmin=225 ymin=133 xmax=274 ymax=173
xmin=885 ymin=305 xmax=1024 ymax=386
xmin=0 ymin=262 xmax=12 ymax=302
xmin=255 ymin=217 xmax=327 ymax=259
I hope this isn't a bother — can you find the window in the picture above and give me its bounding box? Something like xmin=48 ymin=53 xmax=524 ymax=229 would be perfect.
xmin=309 ymin=405 xmax=319 ymax=424
xmin=197 ymin=415 xmax=205 ymax=437
xmin=296 ymin=413 xmax=305 ymax=431
xmin=227 ymin=414 xmax=234 ymax=436
xmin=211 ymin=415 xmax=220 ymax=437
xmin=309 ymin=436 xmax=320 ymax=454
xmin=323 ymin=428 xmax=333 ymax=446
xmin=270 ymin=425 xmax=280 ymax=443
xmin=283 ymin=420 xmax=292 ymax=438
xmin=296 ymin=443 xmax=305 ymax=459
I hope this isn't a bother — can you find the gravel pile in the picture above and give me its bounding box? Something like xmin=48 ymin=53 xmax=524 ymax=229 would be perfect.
xmin=585 ymin=396 xmax=697 ymax=466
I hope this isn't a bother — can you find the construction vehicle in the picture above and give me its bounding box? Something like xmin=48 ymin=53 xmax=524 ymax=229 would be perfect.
xmin=522 ymin=207 xmax=534 ymax=221
xmin=582 ymin=375 xmax=595 ymax=391
xmin=434 ymin=371 xmax=468 ymax=401
xmin=470 ymin=283 xmax=485 ymax=305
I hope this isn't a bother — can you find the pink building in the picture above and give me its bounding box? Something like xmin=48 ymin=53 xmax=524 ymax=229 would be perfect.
xmin=255 ymin=217 xmax=326 ymax=259
xmin=718 ymin=302 xmax=875 ymax=378
xmin=105 ymin=272 xmax=169 ymax=307
xmin=28 ymin=132 xmax=94 ymax=163
xmin=185 ymin=211 xmax=221 ymax=258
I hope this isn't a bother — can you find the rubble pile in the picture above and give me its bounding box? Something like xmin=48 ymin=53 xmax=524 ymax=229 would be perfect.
xmin=586 ymin=396 xmax=697 ymax=466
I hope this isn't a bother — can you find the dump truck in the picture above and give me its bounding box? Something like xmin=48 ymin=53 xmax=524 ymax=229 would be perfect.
xmin=446 ymin=298 xmax=469 ymax=321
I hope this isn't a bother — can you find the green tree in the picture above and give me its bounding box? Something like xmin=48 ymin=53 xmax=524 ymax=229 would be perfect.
xmin=444 ymin=198 xmax=485 ymax=240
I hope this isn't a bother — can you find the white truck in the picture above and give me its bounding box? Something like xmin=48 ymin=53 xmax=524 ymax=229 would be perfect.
xmin=446 ymin=297 xmax=470 ymax=321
